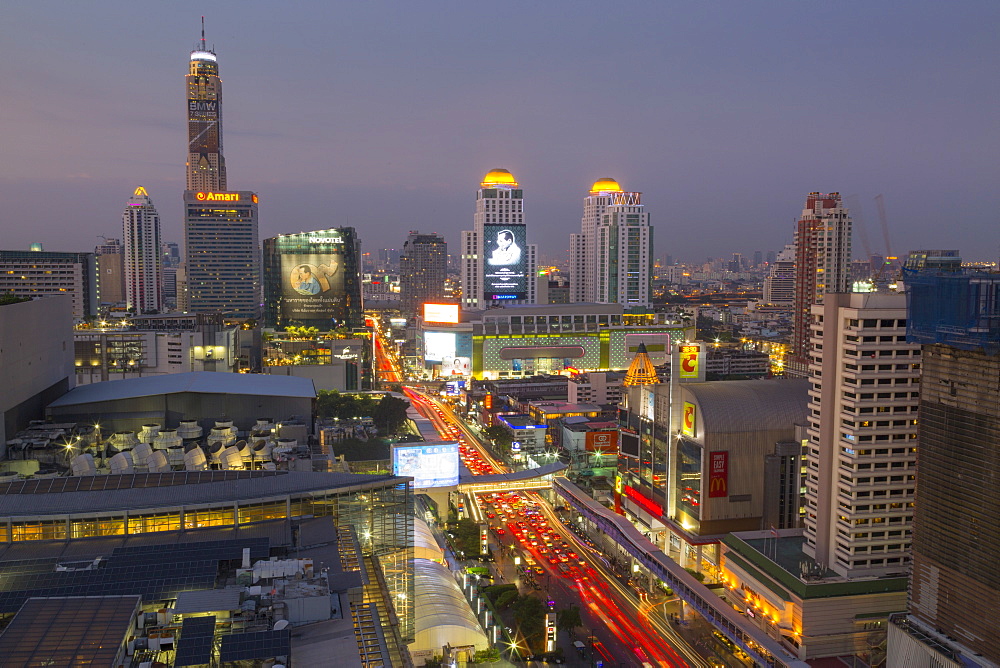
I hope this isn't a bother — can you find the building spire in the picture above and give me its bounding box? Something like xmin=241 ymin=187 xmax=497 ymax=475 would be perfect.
xmin=624 ymin=342 xmax=660 ymax=386
xmin=200 ymin=16 xmax=206 ymax=51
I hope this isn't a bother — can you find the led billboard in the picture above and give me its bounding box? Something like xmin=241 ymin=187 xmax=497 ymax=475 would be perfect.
xmin=424 ymin=303 xmax=459 ymax=324
xmin=392 ymin=443 xmax=460 ymax=488
xmin=483 ymin=223 xmax=527 ymax=299
xmin=280 ymin=252 xmax=345 ymax=322
xmin=442 ymin=356 xmax=471 ymax=376
xmin=424 ymin=331 xmax=456 ymax=362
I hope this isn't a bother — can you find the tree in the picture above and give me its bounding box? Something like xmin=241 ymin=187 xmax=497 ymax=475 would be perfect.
xmin=474 ymin=647 xmax=500 ymax=663
xmin=556 ymin=605 xmax=582 ymax=634
xmin=512 ymin=595 xmax=547 ymax=651
xmin=373 ymin=395 xmax=409 ymax=434
xmin=483 ymin=425 xmax=512 ymax=450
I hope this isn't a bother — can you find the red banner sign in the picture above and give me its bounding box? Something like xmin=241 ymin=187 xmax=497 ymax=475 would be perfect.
xmin=585 ymin=431 xmax=619 ymax=452
xmin=624 ymin=485 xmax=663 ymax=517
xmin=708 ymin=451 xmax=728 ymax=498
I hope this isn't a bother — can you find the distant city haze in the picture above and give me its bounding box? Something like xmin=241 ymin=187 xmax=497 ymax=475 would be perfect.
xmin=1 ymin=1 xmax=998 ymax=261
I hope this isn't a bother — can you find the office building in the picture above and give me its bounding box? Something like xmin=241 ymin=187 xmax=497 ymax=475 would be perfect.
xmin=460 ymin=169 xmax=536 ymax=309
xmin=263 ymin=228 xmax=363 ymax=329
xmin=802 ymin=292 xmax=920 ymax=578
xmin=122 ymin=186 xmax=163 ymax=314
xmin=94 ymin=238 xmax=126 ymax=306
xmin=888 ymin=271 xmax=1000 ymax=666
xmin=570 ymin=178 xmax=653 ymax=307
xmin=400 ymin=231 xmax=447 ymax=315
xmin=186 ymin=26 xmax=226 ymax=192
xmin=791 ymin=192 xmax=852 ymax=368
xmin=0 ymin=249 xmax=98 ymax=320
xmin=183 ymin=190 xmax=259 ymax=317
xmin=763 ymin=244 xmax=795 ymax=305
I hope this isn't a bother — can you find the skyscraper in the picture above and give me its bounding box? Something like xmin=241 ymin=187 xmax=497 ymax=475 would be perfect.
xmin=94 ymin=238 xmax=125 ymax=307
xmin=461 ymin=169 xmax=536 ymax=309
xmin=791 ymin=192 xmax=852 ymax=369
xmin=400 ymin=231 xmax=447 ymax=315
xmin=122 ymin=186 xmax=163 ymax=314
xmin=186 ymin=21 xmax=226 ymax=192
xmin=762 ymin=244 xmax=795 ymax=305
xmin=182 ymin=25 xmax=259 ymax=318
xmin=183 ymin=190 xmax=259 ymax=317
xmin=570 ymin=178 xmax=652 ymax=308
xmin=887 ymin=270 xmax=1000 ymax=666
xmin=802 ymin=291 xmax=920 ymax=578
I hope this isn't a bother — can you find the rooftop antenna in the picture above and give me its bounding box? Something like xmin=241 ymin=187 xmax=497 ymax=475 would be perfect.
xmin=200 ymin=16 xmax=206 ymax=51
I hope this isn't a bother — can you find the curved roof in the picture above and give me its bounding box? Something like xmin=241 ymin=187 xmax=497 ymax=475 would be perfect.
xmin=48 ymin=372 xmax=316 ymax=407
xmin=682 ymin=379 xmax=808 ymax=434
xmin=413 ymin=517 xmax=445 ymax=563
xmin=480 ymin=168 xmax=518 ymax=188
xmin=412 ymin=559 xmax=489 ymax=653
xmin=589 ymin=177 xmax=622 ymax=194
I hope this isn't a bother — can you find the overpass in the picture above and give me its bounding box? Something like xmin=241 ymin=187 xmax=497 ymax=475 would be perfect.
xmin=457 ymin=461 xmax=567 ymax=495
xmin=554 ymin=476 xmax=809 ymax=668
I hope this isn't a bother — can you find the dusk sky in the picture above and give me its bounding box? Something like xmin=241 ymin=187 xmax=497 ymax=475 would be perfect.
xmin=3 ymin=1 xmax=998 ymax=263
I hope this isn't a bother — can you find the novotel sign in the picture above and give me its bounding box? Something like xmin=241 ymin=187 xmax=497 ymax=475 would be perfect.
xmin=307 ymin=235 xmax=344 ymax=244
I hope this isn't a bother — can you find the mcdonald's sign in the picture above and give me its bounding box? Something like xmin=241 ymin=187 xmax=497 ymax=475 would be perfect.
xmin=679 ymin=344 xmax=700 ymax=379
xmin=682 ymin=402 xmax=696 ymax=437
xmin=708 ymin=451 xmax=728 ymax=498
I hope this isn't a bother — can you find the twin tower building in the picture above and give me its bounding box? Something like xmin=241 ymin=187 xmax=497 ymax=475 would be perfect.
xmin=119 ymin=31 xmax=654 ymax=322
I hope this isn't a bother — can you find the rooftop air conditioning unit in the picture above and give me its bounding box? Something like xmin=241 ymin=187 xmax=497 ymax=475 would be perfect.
xmin=108 ymin=451 xmax=135 ymax=475
xmin=147 ymin=450 xmax=170 ymax=473
xmin=70 ymin=453 xmax=97 ymax=476
xmin=184 ymin=446 xmax=208 ymax=471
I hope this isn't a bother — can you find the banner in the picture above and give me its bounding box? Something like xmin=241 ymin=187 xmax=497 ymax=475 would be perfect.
xmin=708 ymin=451 xmax=728 ymax=498
xmin=682 ymin=402 xmax=696 ymax=437
xmin=280 ymin=252 xmax=345 ymax=322
xmin=585 ymin=431 xmax=619 ymax=453
xmin=483 ymin=223 xmax=527 ymax=299
xmin=679 ymin=344 xmax=700 ymax=379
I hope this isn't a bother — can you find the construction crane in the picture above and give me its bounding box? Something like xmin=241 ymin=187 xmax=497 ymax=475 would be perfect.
xmin=873 ymin=194 xmax=897 ymax=282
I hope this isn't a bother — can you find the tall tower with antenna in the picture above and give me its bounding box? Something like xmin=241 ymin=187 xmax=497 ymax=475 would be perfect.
xmin=186 ymin=17 xmax=227 ymax=191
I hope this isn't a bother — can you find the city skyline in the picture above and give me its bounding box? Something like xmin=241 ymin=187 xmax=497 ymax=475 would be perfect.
xmin=2 ymin=2 xmax=998 ymax=262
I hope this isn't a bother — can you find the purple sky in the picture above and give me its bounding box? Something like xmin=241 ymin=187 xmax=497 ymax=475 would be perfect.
xmin=2 ymin=1 xmax=998 ymax=264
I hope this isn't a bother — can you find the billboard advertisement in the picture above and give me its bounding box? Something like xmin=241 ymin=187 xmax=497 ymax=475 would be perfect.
xmin=585 ymin=431 xmax=619 ymax=453
xmin=280 ymin=253 xmax=345 ymax=322
xmin=424 ymin=331 xmax=456 ymax=362
xmin=708 ymin=450 xmax=729 ymax=498
xmin=682 ymin=402 xmax=696 ymax=437
xmin=392 ymin=443 xmax=460 ymax=488
xmin=483 ymin=223 xmax=527 ymax=299
xmin=442 ymin=356 xmax=471 ymax=376
xmin=424 ymin=303 xmax=459 ymax=324
xmin=620 ymin=430 xmax=639 ymax=458
xmin=679 ymin=344 xmax=701 ymax=379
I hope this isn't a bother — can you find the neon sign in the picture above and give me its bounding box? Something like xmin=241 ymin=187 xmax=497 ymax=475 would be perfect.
xmin=624 ymin=485 xmax=663 ymax=517
xmin=308 ymin=236 xmax=343 ymax=244
xmin=195 ymin=192 xmax=240 ymax=202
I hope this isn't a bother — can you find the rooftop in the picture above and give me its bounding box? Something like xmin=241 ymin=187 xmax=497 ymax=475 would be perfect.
xmin=0 ymin=595 xmax=141 ymax=667
xmin=0 ymin=470 xmax=405 ymax=518
xmin=47 ymin=371 xmax=316 ymax=407
xmin=682 ymin=378 xmax=809 ymax=433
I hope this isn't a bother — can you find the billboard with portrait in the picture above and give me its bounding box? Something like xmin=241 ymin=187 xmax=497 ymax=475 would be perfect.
xmin=280 ymin=253 xmax=345 ymax=322
xmin=442 ymin=356 xmax=471 ymax=376
xmin=392 ymin=443 xmax=460 ymax=488
xmin=483 ymin=223 xmax=527 ymax=299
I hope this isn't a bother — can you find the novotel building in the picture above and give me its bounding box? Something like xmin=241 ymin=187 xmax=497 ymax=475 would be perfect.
xmin=263 ymin=228 xmax=363 ymax=329
xmin=183 ymin=190 xmax=260 ymax=318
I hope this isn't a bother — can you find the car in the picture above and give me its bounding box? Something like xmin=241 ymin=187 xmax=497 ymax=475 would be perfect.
xmin=495 ymin=528 xmax=506 ymax=535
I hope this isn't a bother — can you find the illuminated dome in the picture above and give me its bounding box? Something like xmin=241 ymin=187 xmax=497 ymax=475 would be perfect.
xmin=481 ymin=168 xmax=519 ymax=189
xmin=589 ymin=177 xmax=622 ymax=194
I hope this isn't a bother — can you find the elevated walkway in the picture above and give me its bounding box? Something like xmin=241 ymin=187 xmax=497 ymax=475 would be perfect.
xmin=553 ymin=476 xmax=809 ymax=668
xmin=457 ymin=461 xmax=567 ymax=494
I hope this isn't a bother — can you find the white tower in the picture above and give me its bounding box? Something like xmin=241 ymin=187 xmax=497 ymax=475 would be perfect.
xmin=123 ymin=186 xmax=163 ymax=313
xmin=461 ymin=169 xmax=536 ymax=309
xmin=571 ymin=179 xmax=652 ymax=307
xmin=802 ymin=291 xmax=920 ymax=578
